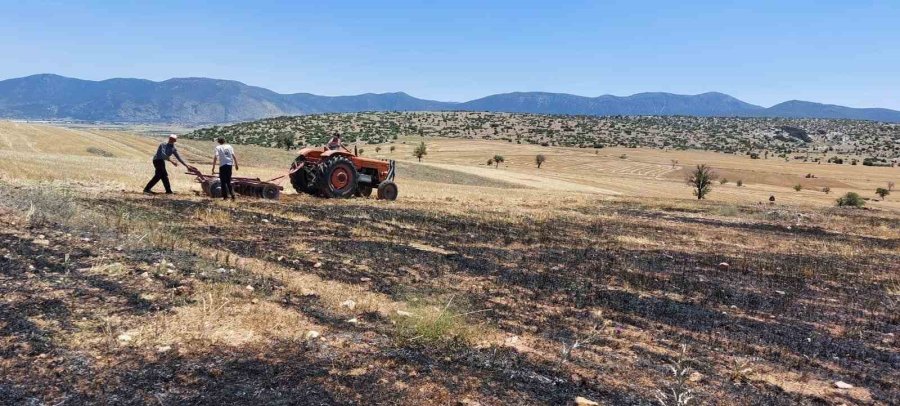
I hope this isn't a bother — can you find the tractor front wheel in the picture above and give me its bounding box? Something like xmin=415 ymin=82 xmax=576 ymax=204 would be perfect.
xmin=376 ymin=181 xmax=398 ymax=201
xmin=316 ymin=155 xmax=358 ymax=198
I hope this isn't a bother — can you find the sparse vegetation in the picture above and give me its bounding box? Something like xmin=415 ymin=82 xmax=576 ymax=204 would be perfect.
xmin=1 ymin=121 xmax=897 ymax=405
xmin=876 ymin=187 xmax=890 ymax=200
xmin=793 ymin=184 xmax=803 ymax=192
xmin=492 ymin=154 xmax=505 ymax=168
xmin=185 ymin=112 xmax=900 ymax=160
xmin=535 ymin=154 xmax=546 ymax=169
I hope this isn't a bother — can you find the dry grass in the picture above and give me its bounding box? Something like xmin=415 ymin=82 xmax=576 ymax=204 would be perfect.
xmin=0 ymin=121 xmax=897 ymax=405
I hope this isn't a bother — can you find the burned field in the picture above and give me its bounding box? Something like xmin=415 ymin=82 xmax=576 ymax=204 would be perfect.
xmin=1 ymin=185 xmax=897 ymax=405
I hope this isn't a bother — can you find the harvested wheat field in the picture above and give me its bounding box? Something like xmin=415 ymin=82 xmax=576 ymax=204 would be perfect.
xmin=0 ymin=122 xmax=898 ymax=405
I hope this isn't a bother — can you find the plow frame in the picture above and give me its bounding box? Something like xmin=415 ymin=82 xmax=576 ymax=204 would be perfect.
xmin=185 ymin=166 xmax=283 ymax=200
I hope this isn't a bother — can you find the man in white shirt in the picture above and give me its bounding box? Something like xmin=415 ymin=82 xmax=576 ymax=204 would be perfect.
xmin=212 ymin=138 xmax=239 ymax=200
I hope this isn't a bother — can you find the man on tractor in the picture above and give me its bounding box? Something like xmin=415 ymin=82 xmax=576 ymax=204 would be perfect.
xmin=327 ymin=132 xmax=343 ymax=150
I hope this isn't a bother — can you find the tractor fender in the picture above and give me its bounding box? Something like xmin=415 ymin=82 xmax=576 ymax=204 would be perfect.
xmin=297 ymin=147 xmax=322 ymax=158
xmin=320 ymin=149 xmax=354 ymax=159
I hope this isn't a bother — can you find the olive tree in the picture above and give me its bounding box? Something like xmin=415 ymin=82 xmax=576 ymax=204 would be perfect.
xmin=413 ymin=142 xmax=427 ymax=162
xmin=686 ymin=164 xmax=716 ymax=200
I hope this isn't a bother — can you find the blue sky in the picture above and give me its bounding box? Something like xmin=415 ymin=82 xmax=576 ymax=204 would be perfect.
xmin=1 ymin=0 xmax=898 ymax=108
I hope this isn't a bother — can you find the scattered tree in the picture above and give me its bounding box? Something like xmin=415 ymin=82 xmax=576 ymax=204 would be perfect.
xmin=876 ymin=187 xmax=890 ymax=200
xmin=358 ymin=148 xmax=364 ymax=156
xmin=390 ymin=145 xmax=396 ymax=153
xmin=686 ymin=164 xmax=716 ymax=200
xmin=493 ymin=155 xmax=505 ymax=168
xmin=793 ymin=184 xmax=803 ymax=192
xmin=535 ymin=154 xmax=546 ymax=169
xmin=720 ymin=178 xmax=728 ymax=185
xmin=836 ymin=192 xmax=865 ymax=208
xmin=822 ymin=186 xmax=831 ymax=194
xmin=277 ymin=133 xmax=295 ymax=150
xmin=375 ymin=146 xmax=381 ymax=154
xmin=736 ymin=180 xmax=743 ymax=187
xmin=486 ymin=158 xmax=493 ymax=166
xmin=413 ymin=142 xmax=427 ymax=162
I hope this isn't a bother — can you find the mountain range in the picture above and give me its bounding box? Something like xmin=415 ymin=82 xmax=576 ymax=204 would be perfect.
xmin=1 ymin=74 xmax=898 ymax=124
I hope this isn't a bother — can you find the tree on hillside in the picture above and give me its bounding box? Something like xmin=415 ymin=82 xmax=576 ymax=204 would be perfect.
xmin=686 ymin=164 xmax=716 ymax=200
xmin=390 ymin=145 xmax=396 ymax=153
xmin=413 ymin=142 xmax=427 ymax=162
xmin=375 ymin=146 xmax=381 ymax=154
xmin=535 ymin=154 xmax=546 ymax=169
xmin=493 ymin=155 xmax=505 ymax=168
xmin=277 ymin=133 xmax=295 ymax=150
xmin=876 ymin=187 xmax=890 ymax=200
xmin=487 ymin=158 xmax=493 ymax=166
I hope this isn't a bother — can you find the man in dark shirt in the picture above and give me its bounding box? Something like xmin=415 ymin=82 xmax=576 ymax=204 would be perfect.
xmin=144 ymin=135 xmax=190 ymax=194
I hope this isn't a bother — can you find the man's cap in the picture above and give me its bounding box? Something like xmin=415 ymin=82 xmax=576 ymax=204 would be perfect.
xmin=169 ymin=134 xmax=178 ymax=140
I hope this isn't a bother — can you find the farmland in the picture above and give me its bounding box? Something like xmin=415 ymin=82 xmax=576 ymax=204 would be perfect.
xmin=0 ymin=121 xmax=898 ymax=405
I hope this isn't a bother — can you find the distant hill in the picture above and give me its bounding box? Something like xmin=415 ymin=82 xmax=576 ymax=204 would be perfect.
xmin=1 ymin=74 xmax=899 ymax=124
xmin=457 ymin=91 xmax=766 ymax=117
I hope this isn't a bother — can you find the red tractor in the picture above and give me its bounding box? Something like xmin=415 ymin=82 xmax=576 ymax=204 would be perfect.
xmin=288 ymin=146 xmax=398 ymax=200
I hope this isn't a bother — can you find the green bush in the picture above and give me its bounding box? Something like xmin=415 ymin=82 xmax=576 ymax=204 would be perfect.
xmin=836 ymin=192 xmax=865 ymax=208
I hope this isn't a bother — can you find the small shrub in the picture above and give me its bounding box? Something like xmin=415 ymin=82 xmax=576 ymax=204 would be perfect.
xmin=822 ymin=186 xmax=831 ymax=194
xmin=793 ymin=184 xmax=803 ymax=192
xmin=875 ymin=187 xmax=890 ymax=200
xmin=86 ymin=147 xmax=115 ymax=157
xmin=394 ymin=302 xmax=478 ymax=347
xmin=535 ymin=154 xmax=546 ymax=169
xmin=492 ymin=155 xmax=505 ymax=168
xmin=719 ymin=178 xmax=728 ymax=185
xmin=836 ymin=192 xmax=865 ymax=208
xmin=736 ymin=180 xmax=743 ymax=187
xmin=655 ymin=345 xmax=696 ymax=406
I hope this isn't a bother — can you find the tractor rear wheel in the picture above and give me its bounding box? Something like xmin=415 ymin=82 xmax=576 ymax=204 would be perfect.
xmin=376 ymin=181 xmax=398 ymax=201
xmin=316 ymin=155 xmax=358 ymax=198
xmin=290 ymin=158 xmax=316 ymax=195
